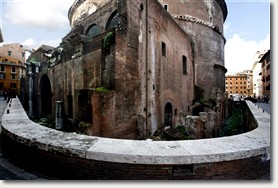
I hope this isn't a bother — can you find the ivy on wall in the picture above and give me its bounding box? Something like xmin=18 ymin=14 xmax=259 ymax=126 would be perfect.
xmin=103 ymin=32 xmax=115 ymax=50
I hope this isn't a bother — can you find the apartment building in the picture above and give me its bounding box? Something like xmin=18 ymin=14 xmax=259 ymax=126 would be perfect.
xmin=260 ymin=50 xmax=270 ymax=97
xmin=252 ymin=51 xmax=267 ymax=98
xmin=225 ymin=71 xmax=253 ymax=97
xmin=0 ymin=43 xmax=29 ymax=95
xmin=0 ymin=56 xmax=26 ymax=95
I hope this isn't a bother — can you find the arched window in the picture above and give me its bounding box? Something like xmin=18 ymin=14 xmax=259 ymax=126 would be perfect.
xmin=86 ymin=24 xmax=100 ymax=38
xmin=106 ymin=10 xmax=119 ymax=30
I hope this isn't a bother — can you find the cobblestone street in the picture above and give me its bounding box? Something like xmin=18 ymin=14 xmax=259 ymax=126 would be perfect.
xmin=255 ymin=102 xmax=271 ymax=115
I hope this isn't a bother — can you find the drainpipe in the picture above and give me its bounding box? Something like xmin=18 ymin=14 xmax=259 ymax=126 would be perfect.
xmin=145 ymin=0 xmax=149 ymax=136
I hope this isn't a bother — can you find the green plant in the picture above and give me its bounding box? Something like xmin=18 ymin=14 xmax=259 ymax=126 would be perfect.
xmin=95 ymin=86 xmax=111 ymax=94
xmin=76 ymin=121 xmax=92 ymax=135
xmin=220 ymin=109 xmax=243 ymax=136
xmin=199 ymin=98 xmax=216 ymax=108
xmin=103 ymin=32 xmax=114 ymax=50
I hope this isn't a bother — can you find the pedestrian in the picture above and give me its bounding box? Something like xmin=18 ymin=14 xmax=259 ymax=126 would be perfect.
xmin=3 ymin=90 xmax=7 ymax=101
xmin=6 ymin=90 xmax=10 ymax=103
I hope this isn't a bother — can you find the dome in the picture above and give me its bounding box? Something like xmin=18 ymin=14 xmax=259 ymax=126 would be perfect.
xmin=68 ymin=0 xmax=111 ymax=27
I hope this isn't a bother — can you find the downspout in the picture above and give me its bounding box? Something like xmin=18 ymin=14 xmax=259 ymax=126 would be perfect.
xmin=145 ymin=0 xmax=149 ymax=136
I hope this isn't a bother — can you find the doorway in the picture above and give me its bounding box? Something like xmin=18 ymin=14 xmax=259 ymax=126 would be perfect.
xmin=40 ymin=75 xmax=52 ymax=116
xmin=164 ymin=103 xmax=173 ymax=127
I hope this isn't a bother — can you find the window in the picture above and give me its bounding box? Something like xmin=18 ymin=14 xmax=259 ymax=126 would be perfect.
xmin=8 ymin=51 xmax=12 ymax=56
xmin=86 ymin=24 xmax=100 ymax=38
xmin=0 ymin=82 xmax=3 ymax=89
xmin=106 ymin=11 xmax=119 ymax=30
xmin=164 ymin=4 xmax=168 ymax=11
xmin=12 ymin=66 xmax=16 ymax=73
xmin=162 ymin=42 xmax=166 ymax=57
xmin=22 ymin=52 xmax=25 ymax=58
xmin=182 ymin=55 xmax=187 ymax=75
xmin=0 ymin=73 xmax=5 ymax=79
xmin=209 ymin=16 xmax=213 ymax=23
xmin=11 ymin=74 xmax=16 ymax=80
xmin=0 ymin=65 xmax=4 ymax=72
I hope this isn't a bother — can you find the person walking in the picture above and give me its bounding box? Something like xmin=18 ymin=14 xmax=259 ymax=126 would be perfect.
xmin=3 ymin=90 xmax=7 ymax=101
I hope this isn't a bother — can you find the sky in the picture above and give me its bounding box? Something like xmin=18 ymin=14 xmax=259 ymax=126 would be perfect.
xmin=0 ymin=0 xmax=271 ymax=74
xmin=224 ymin=0 xmax=270 ymax=74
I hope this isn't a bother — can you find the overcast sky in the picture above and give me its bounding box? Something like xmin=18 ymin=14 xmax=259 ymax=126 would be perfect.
xmin=0 ymin=0 xmax=271 ymax=74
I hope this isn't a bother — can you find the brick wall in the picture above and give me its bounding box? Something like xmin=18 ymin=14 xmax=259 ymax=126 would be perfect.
xmin=1 ymin=133 xmax=270 ymax=180
xmin=0 ymin=98 xmax=270 ymax=180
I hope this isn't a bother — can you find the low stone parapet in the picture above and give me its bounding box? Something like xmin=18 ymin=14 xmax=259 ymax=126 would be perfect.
xmin=0 ymin=97 xmax=270 ymax=179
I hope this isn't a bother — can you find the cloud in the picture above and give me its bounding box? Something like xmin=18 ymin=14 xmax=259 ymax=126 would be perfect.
xmin=3 ymin=0 xmax=75 ymax=31
xmin=22 ymin=38 xmax=61 ymax=50
xmin=225 ymin=33 xmax=270 ymax=74
xmin=22 ymin=38 xmax=36 ymax=47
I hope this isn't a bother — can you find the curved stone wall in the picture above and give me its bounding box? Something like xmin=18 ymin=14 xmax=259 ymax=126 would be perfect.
xmin=68 ymin=0 xmax=111 ymax=27
xmin=0 ymin=98 xmax=270 ymax=179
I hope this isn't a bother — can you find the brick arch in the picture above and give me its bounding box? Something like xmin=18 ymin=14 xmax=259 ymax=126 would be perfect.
xmin=85 ymin=24 xmax=101 ymax=38
xmin=105 ymin=10 xmax=119 ymax=30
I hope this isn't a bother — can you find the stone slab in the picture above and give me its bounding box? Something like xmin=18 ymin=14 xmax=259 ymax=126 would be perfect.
xmin=1 ymin=98 xmax=270 ymax=165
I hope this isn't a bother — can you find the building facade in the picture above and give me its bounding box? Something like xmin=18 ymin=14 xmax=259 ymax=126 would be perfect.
xmin=243 ymin=70 xmax=253 ymax=97
xmin=0 ymin=43 xmax=27 ymax=95
xmin=252 ymin=51 xmax=266 ymax=98
xmin=25 ymin=0 xmax=228 ymax=139
xmin=225 ymin=73 xmax=248 ymax=97
xmin=0 ymin=56 xmax=26 ymax=96
xmin=260 ymin=50 xmax=270 ymax=98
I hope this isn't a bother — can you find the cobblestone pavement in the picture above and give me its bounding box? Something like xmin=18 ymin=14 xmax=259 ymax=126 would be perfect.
xmin=255 ymin=102 xmax=271 ymax=115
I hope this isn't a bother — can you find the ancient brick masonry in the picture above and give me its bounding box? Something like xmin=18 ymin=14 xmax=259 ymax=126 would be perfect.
xmin=25 ymin=0 xmax=228 ymax=139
